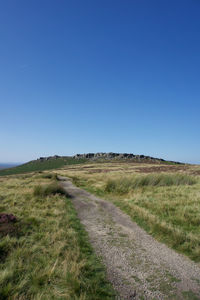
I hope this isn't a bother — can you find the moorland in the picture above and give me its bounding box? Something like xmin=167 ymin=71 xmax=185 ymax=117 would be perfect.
xmin=1 ymin=154 xmax=200 ymax=299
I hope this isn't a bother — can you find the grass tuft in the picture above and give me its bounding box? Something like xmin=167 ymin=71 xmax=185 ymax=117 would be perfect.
xmin=105 ymin=173 xmax=196 ymax=194
xmin=33 ymin=183 xmax=66 ymax=197
xmin=39 ymin=173 xmax=58 ymax=180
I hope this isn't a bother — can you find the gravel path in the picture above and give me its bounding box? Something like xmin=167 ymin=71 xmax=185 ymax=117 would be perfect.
xmin=59 ymin=177 xmax=200 ymax=299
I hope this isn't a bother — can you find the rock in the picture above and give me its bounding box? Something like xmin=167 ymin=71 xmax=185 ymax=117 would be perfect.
xmin=72 ymin=152 xmax=160 ymax=161
xmin=35 ymin=153 xmax=182 ymax=165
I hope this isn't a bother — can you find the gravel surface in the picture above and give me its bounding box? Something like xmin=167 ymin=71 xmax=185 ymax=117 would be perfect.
xmin=59 ymin=177 xmax=200 ymax=299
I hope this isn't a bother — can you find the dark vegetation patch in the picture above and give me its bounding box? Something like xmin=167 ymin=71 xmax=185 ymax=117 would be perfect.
xmin=0 ymin=239 xmax=11 ymax=263
xmin=87 ymin=168 xmax=124 ymax=174
xmin=0 ymin=214 xmax=19 ymax=239
xmin=0 ymin=214 xmax=20 ymax=262
xmin=135 ymin=165 xmax=189 ymax=174
xmin=0 ymin=223 xmax=18 ymax=238
xmin=85 ymin=166 xmax=187 ymax=174
xmin=0 ymin=213 xmax=17 ymax=224
xmin=39 ymin=173 xmax=58 ymax=180
xmin=82 ymin=165 xmax=101 ymax=169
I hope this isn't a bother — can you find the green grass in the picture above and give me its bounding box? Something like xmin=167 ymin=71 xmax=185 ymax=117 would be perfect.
xmin=105 ymin=173 xmax=196 ymax=194
xmin=0 ymin=175 xmax=115 ymax=299
xmin=0 ymin=157 xmax=87 ymax=176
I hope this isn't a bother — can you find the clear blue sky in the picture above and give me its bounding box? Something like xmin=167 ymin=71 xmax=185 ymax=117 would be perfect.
xmin=1 ymin=0 xmax=200 ymax=164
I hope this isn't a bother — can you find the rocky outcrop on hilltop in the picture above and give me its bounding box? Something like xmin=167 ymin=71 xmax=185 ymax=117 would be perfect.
xmin=73 ymin=152 xmax=181 ymax=164
xmin=35 ymin=153 xmax=182 ymax=164
xmin=73 ymin=152 xmax=153 ymax=160
xmin=37 ymin=155 xmax=61 ymax=161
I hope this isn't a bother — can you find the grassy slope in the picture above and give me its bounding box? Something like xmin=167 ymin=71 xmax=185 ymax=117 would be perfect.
xmin=58 ymin=162 xmax=200 ymax=262
xmin=0 ymin=174 xmax=115 ymax=299
xmin=0 ymin=157 xmax=86 ymax=176
xmin=0 ymin=155 xmax=181 ymax=177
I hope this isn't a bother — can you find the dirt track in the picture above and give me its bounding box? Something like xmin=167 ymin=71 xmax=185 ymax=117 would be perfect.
xmin=59 ymin=176 xmax=200 ymax=299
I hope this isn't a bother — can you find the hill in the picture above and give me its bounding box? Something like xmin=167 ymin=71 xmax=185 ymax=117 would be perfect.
xmin=0 ymin=153 xmax=183 ymax=176
xmin=0 ymin=156 xmax=86 ymax=176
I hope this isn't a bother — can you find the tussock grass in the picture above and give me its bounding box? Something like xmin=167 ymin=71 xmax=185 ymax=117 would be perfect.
xmin=0 ymin=174 xmax=115 ymax=299
xmin=105 ymin=173 xmax=196 ymax=194
xmin=33 ymin=182 xmax=66 ymax=197
xmin=39 ymin=173 xmax=58 ymax=180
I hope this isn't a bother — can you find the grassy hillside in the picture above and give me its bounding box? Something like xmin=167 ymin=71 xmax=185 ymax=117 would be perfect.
xmin=0 ymin=157 xmax=86 ymax=176
xmin=0 ymin=173 xmax=115 ymax=299
xmin=0 ymin=152 xmax=182 ymax=177
xmin=57 ymin=162 xmax=200 ymax=261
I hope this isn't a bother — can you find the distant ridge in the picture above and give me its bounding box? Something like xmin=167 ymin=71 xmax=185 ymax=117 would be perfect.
xmin=36 ymin=152 xmax=182 ymax=164
xmin=72 ymin=152 xmax=182 ymax=164
xmin=0 ymin=153 xmax=183 ymax=176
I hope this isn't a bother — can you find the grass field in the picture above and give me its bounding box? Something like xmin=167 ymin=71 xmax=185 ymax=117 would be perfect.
xmin=57 ymin=162 xmax=200 ymax=262
xmin=1 ymin=160 xmax=200 ymax=298
xmin=0 ymin=173 xmax=115 ymax=299
xmin=0 ymin=157 xmax=87 ymax=176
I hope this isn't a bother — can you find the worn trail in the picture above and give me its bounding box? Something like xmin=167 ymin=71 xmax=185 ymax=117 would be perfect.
xmin=59 ymin=177 xmax=200 ymax=299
